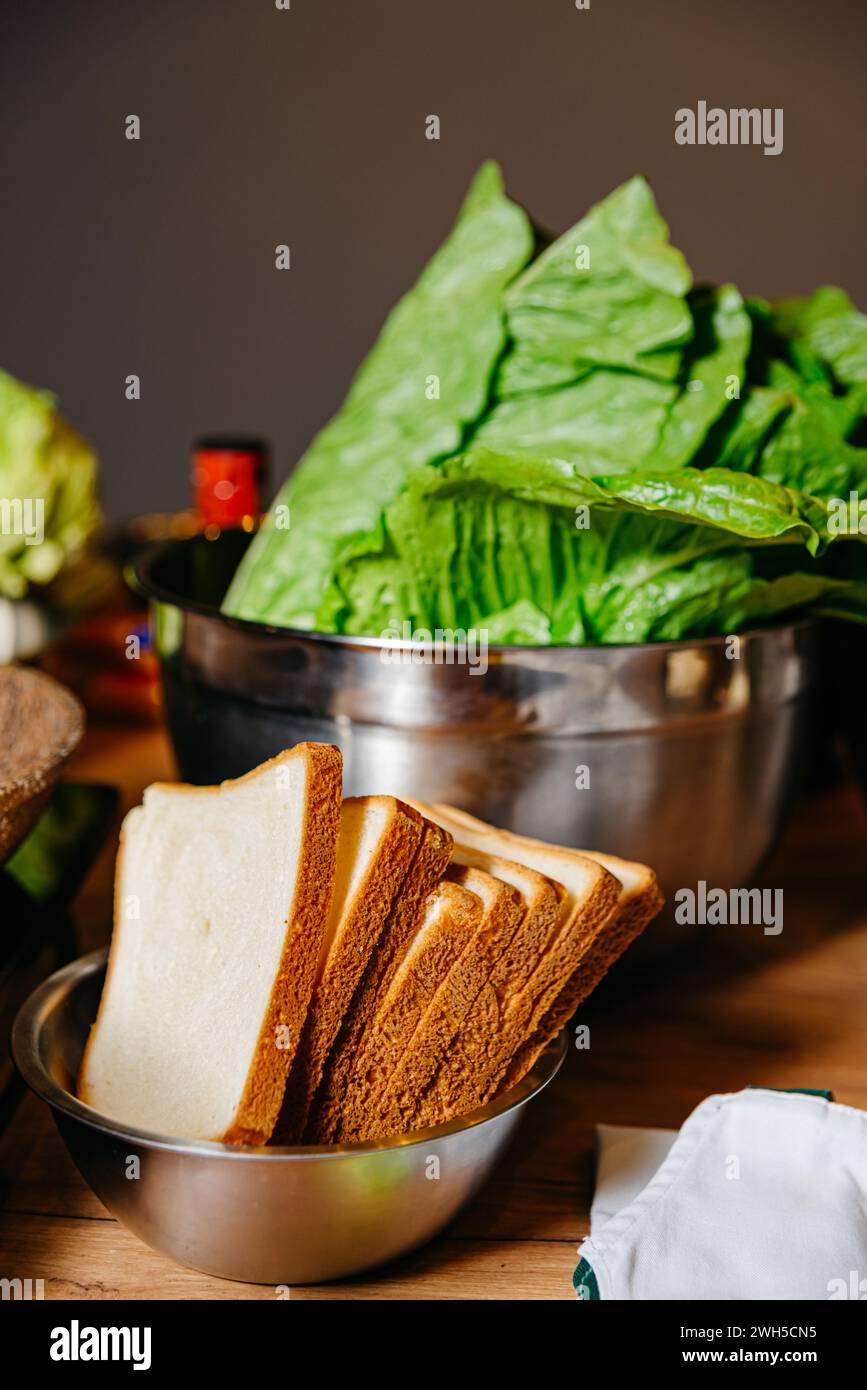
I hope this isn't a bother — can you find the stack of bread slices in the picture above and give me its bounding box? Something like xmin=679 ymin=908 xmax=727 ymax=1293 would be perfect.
xmin=79 ymin=744 xmax=663 ymax=1145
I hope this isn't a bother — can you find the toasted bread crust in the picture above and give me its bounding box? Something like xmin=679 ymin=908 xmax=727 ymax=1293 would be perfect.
xmin=304 ymin=819 xmax=454 ymax=1144
xmin=273 ymin=797 xmax=425 ymax=1142
xmin=350 ymin=866 xmax=526 ymax=1142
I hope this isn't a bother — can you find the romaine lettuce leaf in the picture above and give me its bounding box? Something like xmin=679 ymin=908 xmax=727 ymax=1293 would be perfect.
xmin=694 ymin=292 xmax=867 ymax=502
xmin=475 ymin=285 xmax=750 ymax=474
xmin=434 ymin=449 xmax=831 ymax=552
xmin=222 ymin=162 xmax=534 ymax=627
xmin=769 ymin=287 xmax=867 ymax=398
xmin=497 ymin=176 xmax=693 ymax=397
xmin=329 ymin=450 xmax=840 ymax=642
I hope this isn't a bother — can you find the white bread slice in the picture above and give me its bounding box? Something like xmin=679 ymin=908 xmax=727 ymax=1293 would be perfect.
xmin=424 ymin=803 xmax=664 ymax=1095
xmin=78 ymin=744 xmax=342 ymax=1144
xmin=347 ymin=862 xmax=528 ymax=1142
xmin=304 ymin=816 xmax=454 ymax=1144
xmin=333 ymin=879 xmax=483 ymax=1138
xmin=274 ymin=795 xmax=425 ymax=1142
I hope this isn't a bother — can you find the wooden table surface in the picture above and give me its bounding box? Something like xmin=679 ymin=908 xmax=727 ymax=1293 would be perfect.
xmin=2 ymin=721 xmax=867 ymax=1300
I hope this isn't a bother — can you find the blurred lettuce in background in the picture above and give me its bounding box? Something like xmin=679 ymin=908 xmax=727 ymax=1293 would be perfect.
xmin=0 ymin=368 xmax=102 ymax=601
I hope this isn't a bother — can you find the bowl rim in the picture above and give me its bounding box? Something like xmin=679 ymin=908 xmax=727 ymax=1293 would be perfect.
xmin=13 ymin=948 xmax=568 ymax=1161
xmin=132 ymin=534 xmax=820 ymax=657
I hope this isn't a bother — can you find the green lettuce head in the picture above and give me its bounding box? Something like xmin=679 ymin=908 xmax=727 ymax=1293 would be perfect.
xmin=222 ymin=166 xmax=867 ymax=643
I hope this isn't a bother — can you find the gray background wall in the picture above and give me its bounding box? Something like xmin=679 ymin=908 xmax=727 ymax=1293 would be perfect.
xmin=1 ymin=0 xmax=864 ymax=520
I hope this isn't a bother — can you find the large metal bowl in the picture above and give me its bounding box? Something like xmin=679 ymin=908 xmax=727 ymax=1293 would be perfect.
xmin=12 ymin=950 xmax=567 ymax=1285
xmin=134 ymin=532 xmax=823 ymax=946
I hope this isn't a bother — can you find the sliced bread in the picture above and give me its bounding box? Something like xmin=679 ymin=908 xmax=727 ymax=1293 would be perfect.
xmin=273 ymin=795 xmax=425 ymax=1143
xmin=430 ymin=804 xmax=662 ymax=951
xmin=348 ymin=862 xmax=528 ymax=1142
xmin=427 ymin=803 xmax=664 ymax=1095
xmin=333 ymin=879 xmax=483 ymax=1140
xmin=500 ymin=852 xmax=664 ymax=1093
xmin=303 ymin=816 xmax=454 ymax=1144
xmin=78 ymin=744 xmax=343 ymax=1145
xmin=405 ymin=828 xmax=620 ymax=1128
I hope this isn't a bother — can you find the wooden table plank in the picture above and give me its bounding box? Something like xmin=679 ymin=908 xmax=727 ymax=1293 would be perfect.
xmin=0 ymin=1211 xmax=576 ymax=1300
xmin=2 ymin=721 xmax=867 ymax=1298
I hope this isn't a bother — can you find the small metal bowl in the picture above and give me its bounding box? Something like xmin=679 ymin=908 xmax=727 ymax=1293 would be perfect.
xmin=13 ymin=950 xmax=567 ymax=1286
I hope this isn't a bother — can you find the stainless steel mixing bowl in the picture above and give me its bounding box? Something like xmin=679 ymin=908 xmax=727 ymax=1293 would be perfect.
xmin=134 ymin=532 xmax=824 ymax=950
xmin=12 ymin=950 xmax=567 ymax=1286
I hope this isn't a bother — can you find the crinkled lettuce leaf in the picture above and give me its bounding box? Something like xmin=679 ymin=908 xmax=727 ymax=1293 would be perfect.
xmin=330 ymin=452 xmax=841 ymax=642
xmin=496 ymin=175 xmax=693 ymax=396
xmin=769 ymin=287 xmax=867 ymax=401
xmin=474 ymin=285 xmax=751 ymax=473
xmin=699 ymin=293 xmax=867 ymax=501
xmin=435 ymin=449 xmax=831 ymax=552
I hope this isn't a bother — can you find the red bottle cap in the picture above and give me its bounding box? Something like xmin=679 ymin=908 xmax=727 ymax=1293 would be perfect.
xmin=191 ymin=437 xmax=269 ymax=530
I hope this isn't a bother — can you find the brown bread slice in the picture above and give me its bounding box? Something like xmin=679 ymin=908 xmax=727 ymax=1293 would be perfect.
xmin=451 ymin=844 xmax=567 ymax=990
xmin=273 ymin=795 xmax=425 ymax=1142
xmin=333 ymin=879 xmax=483 ymax=1140
xmin=499 ymin=858 xmax=664 ymax=1094
xmin=303 ymin=817 xmax=454 ymax=1143
xmin=424 ymin=804 xmax=664 ymax=1098
xmin=346 ymin=863 xmax=528 ymax=1142
xmin=430 ymin=804 xmax=662 ymax=963
xmin=415 ymin=848 xmax=620 ymax=1128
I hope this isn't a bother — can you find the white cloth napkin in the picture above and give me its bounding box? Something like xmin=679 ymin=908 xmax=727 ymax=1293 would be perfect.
xmin=577 ymin=1088 xmax=867 ymax=1300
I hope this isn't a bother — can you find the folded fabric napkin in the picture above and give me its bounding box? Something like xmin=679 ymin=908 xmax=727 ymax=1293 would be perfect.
xmin=575 ymin=1088 xmax=867 ymax=1300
